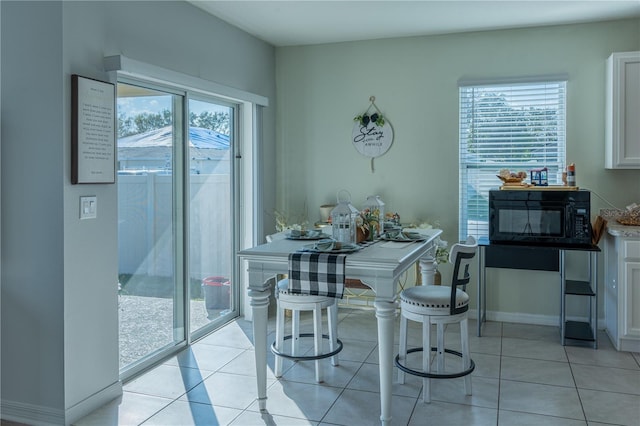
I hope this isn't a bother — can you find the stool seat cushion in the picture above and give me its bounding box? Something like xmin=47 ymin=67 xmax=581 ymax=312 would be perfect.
xmin=277 ymin=278 xmax=333 ymax=303
xmin=400 ymin=285 xmax=469 ymax=314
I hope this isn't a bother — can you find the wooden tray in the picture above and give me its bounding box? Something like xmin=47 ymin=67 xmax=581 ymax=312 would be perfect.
xmin=500 ymin=185 xmax=579 ymax=191
xmin=617 ymin=216 xmax=640 ymax=226
xmin=501 ymin=181 xmax=528 ymax=187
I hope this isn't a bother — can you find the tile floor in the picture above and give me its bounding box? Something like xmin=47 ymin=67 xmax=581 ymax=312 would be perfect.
xmin=75 ymin=308 xmax=640 ymax=426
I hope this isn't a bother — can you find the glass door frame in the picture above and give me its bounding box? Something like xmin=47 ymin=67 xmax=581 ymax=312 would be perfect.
xmin=185 ymin=92 xmax=240 ymax=344
xmin=116 ymin=75 xmax=244 ymax=381
xmin=117 ymin=77 xmax=187 ymax=381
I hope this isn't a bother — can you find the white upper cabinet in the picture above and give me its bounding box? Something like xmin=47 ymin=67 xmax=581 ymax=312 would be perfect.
xmin=605 ymin=51 xmax=640 ymax=169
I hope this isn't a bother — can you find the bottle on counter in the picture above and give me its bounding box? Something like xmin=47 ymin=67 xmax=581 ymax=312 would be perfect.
xmin=567 ymin=163 xmax=576 ymax=187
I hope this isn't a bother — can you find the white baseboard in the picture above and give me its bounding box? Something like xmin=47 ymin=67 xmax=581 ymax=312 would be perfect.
xmin=469 ymin=309 xmax=559 ymax=326
xmin=605 ymin=329 xmax=640 ymax=352
xmin=0 ymin=399 xmax=64 ymax=426
xmin=469 ymin=309 xmax=605 ymax=329
xmin=619 ymin=339 xmax=640 ymax=352
xmin=1 ymin=380 xmax=122 ymax=426
xmin=66 ymin=380 xmax=122 ymax=425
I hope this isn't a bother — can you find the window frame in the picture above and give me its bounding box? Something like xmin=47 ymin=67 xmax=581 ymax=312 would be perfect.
xmin=458 ymin=76 xmax=568 ymax=241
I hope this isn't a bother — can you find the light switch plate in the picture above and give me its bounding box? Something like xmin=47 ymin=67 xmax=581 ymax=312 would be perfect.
xmin=80 ymin=196 xmax=97 ymax=219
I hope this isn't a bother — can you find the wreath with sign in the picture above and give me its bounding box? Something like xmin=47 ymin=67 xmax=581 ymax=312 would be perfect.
xmin=351 ymin=96 xmax=393 ymax=172
xmin=354 ymin=112 xmax=385 ymax=127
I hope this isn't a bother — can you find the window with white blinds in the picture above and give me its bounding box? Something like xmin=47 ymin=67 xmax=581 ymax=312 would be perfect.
xmin=458 ymin=79 xmax=567 ymax=241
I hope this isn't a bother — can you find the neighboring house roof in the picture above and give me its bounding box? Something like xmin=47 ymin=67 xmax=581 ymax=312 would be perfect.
xmin=118 ymin=126 xmax=231 ymax=164
xmin=118 ymin=126 xmax=230 ymax=149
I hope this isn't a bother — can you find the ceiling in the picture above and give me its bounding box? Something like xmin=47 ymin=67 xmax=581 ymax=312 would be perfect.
xmin=188 ymin=1 xmax=640 ymax=47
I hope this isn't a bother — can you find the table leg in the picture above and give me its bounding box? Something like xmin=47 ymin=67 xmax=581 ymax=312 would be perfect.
xmin=249 ymin=288 xmax=271 ymax=410
xmin=560 ymin=250 xmax=566 ymax=345
xmin=374 ymin=299 xmax=397 ymax=425
xmin=592 ymin=251 xmax=598 ymax=349
xmin=477 ymin=246 xmax=485 ymax=337
xmin=419 ymin=256 xmax=437 ymax=286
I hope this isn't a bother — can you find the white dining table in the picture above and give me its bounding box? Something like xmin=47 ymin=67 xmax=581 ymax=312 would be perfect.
xmin=238 ymin=228 xmax=442 ymax=425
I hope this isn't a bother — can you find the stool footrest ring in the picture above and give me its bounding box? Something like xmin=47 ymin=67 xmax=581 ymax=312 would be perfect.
xmin=395 ymin=347 xmax=475 ymax=379
xmin=271 ymin=333 xmax=343 ymax=361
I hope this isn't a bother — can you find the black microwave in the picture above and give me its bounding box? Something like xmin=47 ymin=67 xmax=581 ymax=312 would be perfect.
xmin=489 ymin=190 xmax=591 ymax=247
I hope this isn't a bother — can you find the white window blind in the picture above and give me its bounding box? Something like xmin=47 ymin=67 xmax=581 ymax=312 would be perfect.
xmin=458 ymin=79 xmax=567 ymax=241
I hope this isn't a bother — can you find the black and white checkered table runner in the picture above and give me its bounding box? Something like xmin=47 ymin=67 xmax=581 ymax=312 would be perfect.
xmin=288 ymin=253 xmax=346 ymax=298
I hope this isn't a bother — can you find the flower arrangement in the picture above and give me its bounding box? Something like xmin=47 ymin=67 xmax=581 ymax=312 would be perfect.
xmin=384 ymin=211 xmax=401 ymax=227
xmin=434 ymin=237 xmax=449 ymax=264
xmin=274 ymin=210 xmax=308 ymax=233
xmin=354 ymin=112 xmax=385 ymax=127
xmin=357 ymin=207 xmax=380 ymax=240
xmin=404 ymin=220 xmax=449 ymax=263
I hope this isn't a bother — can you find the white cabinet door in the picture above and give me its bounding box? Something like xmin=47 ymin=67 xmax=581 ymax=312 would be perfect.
xmin=605 ymin=51 xmax=640 ymax=169
xmin=604 ymin=235 xmax=640 ymax=351
xmin=619 ymin=238 xmax=640 ymax=351
xmin=604 ymin=235 xmax=619 ymax=345
xmin=622 ymin=259 xmax=640 ymax=339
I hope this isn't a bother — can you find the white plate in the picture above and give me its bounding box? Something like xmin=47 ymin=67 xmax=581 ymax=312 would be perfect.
xmin=301 ymin=243 xmax=361 ymax=253
xmin=286 ymin=230 xmax=330 ymax=240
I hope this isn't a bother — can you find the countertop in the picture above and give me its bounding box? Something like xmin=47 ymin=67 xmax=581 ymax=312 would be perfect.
xmin=600 ymin=209 xmax=640 ymax=238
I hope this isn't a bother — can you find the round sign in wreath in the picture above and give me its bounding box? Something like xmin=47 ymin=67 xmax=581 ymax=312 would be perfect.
xmin=351 ymin=97 xmax=394 ymax=172
xmin=351 ymin=120 xmax=394 ymax=159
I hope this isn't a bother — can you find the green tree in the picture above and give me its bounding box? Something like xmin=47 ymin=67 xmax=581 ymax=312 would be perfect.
xmin=134 ymin=112 xmax=171 ymax=134
xmin=189 ymin=111 xmax=230 ymax=135
xmin=118 ymin=109 xmax=230 ymax=138
xmin=117 ymin=112 xmax=136 ymax=138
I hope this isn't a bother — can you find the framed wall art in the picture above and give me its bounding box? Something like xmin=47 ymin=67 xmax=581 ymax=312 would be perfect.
xmin=71 ymin=74 xmax=116 ymax=184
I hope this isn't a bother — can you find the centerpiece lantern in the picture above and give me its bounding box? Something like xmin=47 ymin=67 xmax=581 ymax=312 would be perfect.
xmin=362 ymin=195 xmax=385 ymax=237
xmin=330 ymin=190 xmax=359 ymax=244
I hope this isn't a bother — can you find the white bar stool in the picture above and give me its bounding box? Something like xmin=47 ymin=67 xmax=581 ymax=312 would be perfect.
xmin=395 ymin=236 xmax=478 ymax=403
xmin=272 ymin=278 xmax=341 ymax=383
xmin=266 ymin=232 xmax=343 ymax=383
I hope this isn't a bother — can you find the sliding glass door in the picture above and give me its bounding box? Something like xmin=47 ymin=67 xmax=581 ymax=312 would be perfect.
xmin=117 ymin=80 xmax=238 ymax=377
xmin=187 ymin=98 xmax=235 ymax=337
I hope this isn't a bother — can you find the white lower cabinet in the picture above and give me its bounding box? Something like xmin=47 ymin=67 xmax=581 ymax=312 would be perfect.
xmin=604 ymin=233 xmax=640 ymax=351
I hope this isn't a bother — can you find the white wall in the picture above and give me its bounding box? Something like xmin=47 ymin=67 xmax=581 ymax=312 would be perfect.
xmin=1 ymin=1 xmax=275 ymax=424
xmin=1 ymin=1 xmax=66 ymax=418
xmin=275 ymin=19 xmax=640 ymax=322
